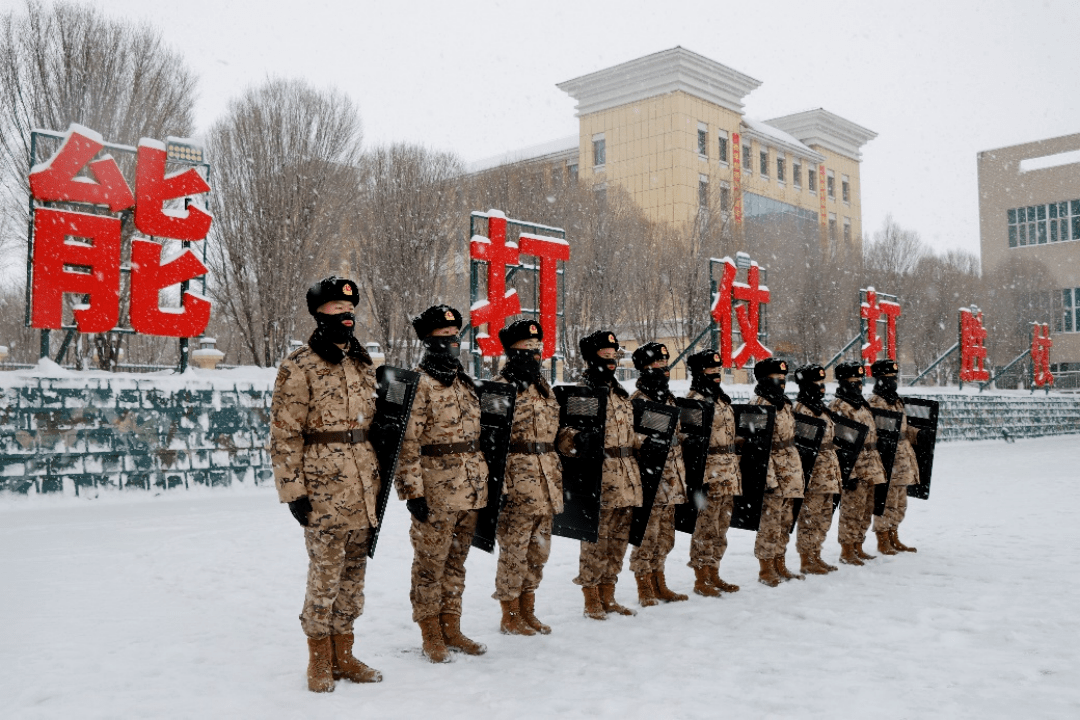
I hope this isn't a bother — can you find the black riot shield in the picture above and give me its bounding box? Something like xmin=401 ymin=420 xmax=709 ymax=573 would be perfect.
xmin=828 ymin=411 xmax=869 ymax=514
xmin=730 ymin=404 xmax=776 ymax=532
xmin=673 ymin=398 xmax=714 ymax=535
xmin=870 ymin=408 xmax=903 ymax=516
xmin=628 ymin=399 xmax=681 ymax=547
xmin=551 ymin=386 xmax=607 ymax=543
xmin=367 ymin=366 xmax=420 ymax=559
xmin=903 ymin=397 xmax=939 ymax=500
xmin=789 ymin=413 xmax=826 ymax=528
xmin=471 ymin=381 xmax=518 ymax=553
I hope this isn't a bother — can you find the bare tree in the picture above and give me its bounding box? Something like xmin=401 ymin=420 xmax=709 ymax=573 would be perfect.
xmin=0 ymin=0 xmax=198 ymax=368
xmin=349 ymin=143 xmax=464 ymax=368
xmin=207 ymin=78 xmax=363 ymax=367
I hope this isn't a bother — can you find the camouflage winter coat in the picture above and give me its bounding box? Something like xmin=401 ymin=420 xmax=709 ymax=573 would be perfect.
xmin=869 ymin=394 xmax=920 ymax=487
xmin=557 ymin=384 xmax=643 ymax=510
xmin=793 ymin=401 xmax=842 ymax=494
xmin=497 ymin=372 xmax=564 ymax=515
xmin=829 ymin=397 xmax=887 ymax=486
xmin=631 ymin=390 xmax=687 ymax=506
xmin=270 ymin=346 xmax=381 ymax=530
xmin=395 ymin=370 xmax=489 ymax=511
xmin=752 ymin=396 xmax=803 ymax=498
xmin=687 ymin=389 xmax=741 ymax=495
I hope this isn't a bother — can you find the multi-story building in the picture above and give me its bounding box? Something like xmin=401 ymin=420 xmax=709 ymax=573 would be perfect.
xmin=978 ymin=133 xmax=1080 ymax=377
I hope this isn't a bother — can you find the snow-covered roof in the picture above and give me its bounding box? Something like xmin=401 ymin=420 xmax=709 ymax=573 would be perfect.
xmin=1019 ymin=149 xmax=1080 ymax=173
xmin=765 ymin=108 xmax=877 ymax=161
xmin=466 ymin=134 xmax=579 ymax=174
xmin=740 ymin=118 xmax=825 ymax=162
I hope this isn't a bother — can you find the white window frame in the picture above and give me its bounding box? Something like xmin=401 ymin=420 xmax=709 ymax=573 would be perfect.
xmin=718 ymin=129 xmax=729 ymax=166
xmin=592 ymin=132 xmax=606 ymax=169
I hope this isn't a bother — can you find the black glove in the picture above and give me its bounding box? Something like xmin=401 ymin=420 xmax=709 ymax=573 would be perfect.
xmin=574 ymin=430 xmax=599 ymax=455
xmin=287 ymin=496 xmax=312 ymax=527
xmin=406 ymin=497 xmax=430 ymax=523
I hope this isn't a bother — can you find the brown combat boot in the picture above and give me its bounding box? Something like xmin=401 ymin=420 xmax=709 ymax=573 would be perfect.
xmin=816 ymin=550 xmax=839 ymax=572
xmin=418 ymin=616 xmax=451 ymax=663
xmin=653 ymin=571 xmax=689 ymax=602
xmin=693 ymin=566 xmax=721 ymax=597
xmin=635 ymin=572 xmax=660 ymax=607
xmin=839 ymin=543 xmax=864 ymax=566
xmin=582 ymin=586 xmax=607 ymax=621
xmin=876 ymin=531 xmax=899 ymax=555
xmin=598 ymin=582 xmax=637 ymax=616
xmin=775 ymin=555 xmax=804 ymax=580
xmin=519 ymin=591 xmax=551 ymax=634
xmin=330 ymin=633 xmax=383 ymax=683
xmin=890 ymin=529 xmax=917 ymax=552
xmin=440 ymin=613 xmax=487 ymax=655
xmin=757 ymin=558 xmax=781 ymax=587
xmin=306 ymin=636 xmax=335 ymax=692
xmin=854 ymin=541 xmax=877 ymax=561
xmin=499 ymin=598 xmax=537 ymax=636
xmin=800 ymin=552 xmax=829 ymax=575
xmin=710 ymin=566 xmax=740 ymax=593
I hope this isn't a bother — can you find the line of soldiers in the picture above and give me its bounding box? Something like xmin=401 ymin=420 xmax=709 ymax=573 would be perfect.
xmin=270 ymin=277 xmax=929 ymax=692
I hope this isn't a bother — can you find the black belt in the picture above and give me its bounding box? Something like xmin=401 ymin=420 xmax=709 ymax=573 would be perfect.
xmin=603 ymin=446 xmax=635 ymax=459
xmin=508 ymin=442 xmax=556 ymax=455
xmin=304 ymin=428 xmax=368 ymax=445
xmin=772 ymin=439 xmax=796 ymax=451
xmin=421 ymin=439 xmax=481 ymax=457
xmin=707 ymin=444 xmax=737 ymax=455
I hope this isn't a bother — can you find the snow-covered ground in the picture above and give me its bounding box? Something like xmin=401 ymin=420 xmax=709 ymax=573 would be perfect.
xmin=2 ymin=435 xmax=1079 ymax=719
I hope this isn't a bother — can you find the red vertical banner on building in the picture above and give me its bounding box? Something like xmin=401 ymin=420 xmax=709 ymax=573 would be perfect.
xmin=1031 ymin=323 xmax=1053 ymax=387
xmin=731 ymin=132 xmax=743 ymax=225
xmin=959 ymin=307 xmax=990 ymax=382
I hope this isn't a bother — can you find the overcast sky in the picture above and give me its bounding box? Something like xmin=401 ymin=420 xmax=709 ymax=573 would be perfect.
xmin=13 ymin=0 xmax=1080 ymax=261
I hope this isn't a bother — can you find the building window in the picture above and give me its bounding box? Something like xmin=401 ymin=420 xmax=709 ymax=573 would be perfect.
xmin=567 ymin=163 xmax=578 ymax=183
xmin=776 ymin=156 xmax=785 ymax=183
xmin=843 ymin=218 xmax=852 ymax=244
xmin=1065 ymin=288 xmax=1078 ymax=332
xmin=842 ymin=175 xmax=851 ymax=204
xmin=592 ymin=133 xmax=606 ymax=167
xmin=828 ymin=213 xmax=837 ymax=243
xmin=698 ymin=174 xmax=709 ymax=211
xmin=718 ymin=131 xmax=729 ymax=164
xmin=742 ymin=143 xmax=752 ymax=172
xmin=792 ymin=161 xmax=801 ymax=188
xmin=827 ymin=170 xmax=835 ymax=199
xmin=698 ymin=123 xmax=708 ymax=157
xmin=808 ymin=168 xmax=817 ymax=192
xmin=759 ymin=149 xmax=769 ymax=176
xmin=551 ymin=164 xmax=563 ymax=187
xmin=1008 ymin=200 xmax=1080 ymax=248
xmin=720 ymin=182 xmax=731 ymax=214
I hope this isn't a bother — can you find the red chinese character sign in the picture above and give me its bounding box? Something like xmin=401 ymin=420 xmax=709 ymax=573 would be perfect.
xmin=959 ymin=307 xmax=990 ymax=383
xmin=27 ymin=124 xmax=211 ymax=339
xmin=861 ymin=287 xmax=901 ymax=372
xmin=1031 ymin=323 xmax=1053 ymax=388
xmin=710 ymin=256 xmax=772 ymax=368
xmin=469 ymin=210 xmax=568 ymax=360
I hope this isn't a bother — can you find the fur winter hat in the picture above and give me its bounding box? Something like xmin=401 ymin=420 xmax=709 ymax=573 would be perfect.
xmin=499 ymin=319 xmax=542 ymax=350
xmin=871 ymin=358 xmax=899 ymax=376
xmin=579 ymin=330 xmax=620 ymax=362
xmin=687 ymin=349 xmax=723 ymax=375
xmin=834 ymin=361 xmax=867 ymax=381
xmin=631 ymin=342 xmax=669 ymax=371
xmin=753 ymin=357 xmax=788 ymax=380
xmin=794 ymin=364 xmax=827 ymax=386
xmin=306 ymin=276 xmax=359 ymax=316
xmin=412 ymin=304 xmax=462 ymax=339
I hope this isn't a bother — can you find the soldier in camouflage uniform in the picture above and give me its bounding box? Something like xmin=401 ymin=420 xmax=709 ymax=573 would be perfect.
xmin=492 ymin=320 xmax=563 ymax=636
xmin=685 ymin=350 xmax=742 ymax=596
xmin=628 ymin=342 xmax=689 ymax=606
xmin=869 ymin=358 xmax=920 ymax=555
xmin=751 ymin=358 xmax=805 ymax=587
xmin=792 ymin=364 xmax=843 ymax=575
xmin=270 ymin=276 xmax=383 ymax=693
xmin=830 ymin=361 xmax=888 ymax=566
xmin=557 ymin=330 xmax=643 ymax=621
xmin=395 ymin=305 xmax=489 ymax=663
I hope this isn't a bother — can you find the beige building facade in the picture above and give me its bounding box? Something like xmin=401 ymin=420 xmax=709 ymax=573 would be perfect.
xmin=978 ymin=133 xmax=1080 ymax=371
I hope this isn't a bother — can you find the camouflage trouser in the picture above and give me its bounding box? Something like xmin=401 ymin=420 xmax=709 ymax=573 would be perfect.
xmin=300 ymin=526 xmax=372 ymax=638
xmin=688 ymin=486 xmax=734 ymax=568
xmin=574 ymin=506 xmax=632 ymax=588
xmin=796 ymin=491 xmax=836 ymax=556
xmin=754 ymin=493 xmax=794 ymax=560
xmin=873 ymin=483 xmax=909 ymax=533
xmin=838 ymin=479 xmax=876 ymax=545
xmin=629 ymin=505 xmax=676 ymax=574
xmin=493 ymin=507 xmax=553 ymax=601
xmin=409 ymin=507 xmax=477 ymax=623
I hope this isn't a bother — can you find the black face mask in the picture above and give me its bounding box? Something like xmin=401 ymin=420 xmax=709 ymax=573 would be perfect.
xmin=422 ymin=336 xmax=460 ymax=359
xmin=755 ymin=376 xmax=789 ymax=406
xmin=314 ymin=311 xmax=355 ymax=345
xmin=636 ymin=366 xmax=671 ymax=400
xmin=875 ymin=377 xmax=898 ymax=394
xmin=506 ymin=348 xmax=541 ymax=372
xmin=796 ymin=382 xmax=826 ymax=414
